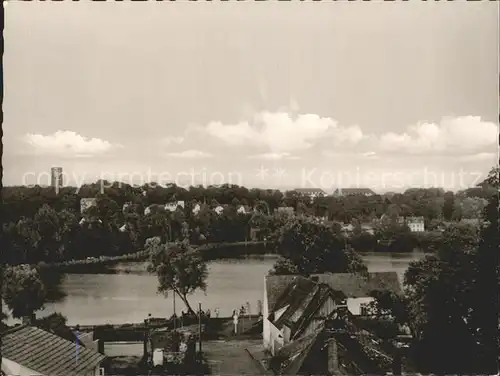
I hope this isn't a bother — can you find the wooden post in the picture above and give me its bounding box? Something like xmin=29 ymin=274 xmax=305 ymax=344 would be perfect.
xmin=198 ymin=302 xmax=202 ymax=355
xmin=173 ymin=291 xmax=176 ymax=330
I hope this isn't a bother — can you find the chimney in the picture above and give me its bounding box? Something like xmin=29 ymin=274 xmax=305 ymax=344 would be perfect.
xmin=327 ymin=339 xmax=339 ymax=374
xmin=21 ymin=314 xmax=35 ymax=325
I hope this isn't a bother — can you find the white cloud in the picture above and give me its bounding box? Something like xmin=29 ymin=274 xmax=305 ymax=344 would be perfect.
xmin=379 ymin=116 xmax=499 ymax=154
xmin=163 ymin=136 xmax=184 ymax=145
xmin=205 ymin=111 xmax=364 ymax=153
xmin=248 ymin=152 xmax=300 ymax=160
xmin=458 ymin=152 xmax=497 ymax=162
xmin=24 ymin=131 xmax=118 ymax=157
xmin=361 ymin=151 xmax=378 ymax=159
xmin=166 ymin=150 xmax=213 ymax=159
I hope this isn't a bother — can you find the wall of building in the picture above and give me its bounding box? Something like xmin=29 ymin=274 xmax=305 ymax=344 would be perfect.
xmin=347 ymin=297 xmax=374 ymax=315
xmin=2 ymin=358 xmax=44 ymax=376
xmin=1 ymin=357 xmax=101 ymax=376
xmin=263 ymin=279 xmax=270 ymax=350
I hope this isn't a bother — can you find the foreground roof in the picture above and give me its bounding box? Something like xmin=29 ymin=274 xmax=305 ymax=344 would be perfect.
xmin=1 ymin=325 xmax=105 ymax=376
xmin=310 ymin=272 xmax=402 ymax=297
xmin=265 ymin=272 xmax=402 ymax=309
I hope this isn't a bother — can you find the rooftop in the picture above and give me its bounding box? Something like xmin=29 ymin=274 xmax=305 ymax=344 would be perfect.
xmin=265 ymin=272 xmax=402 ymax=310
xmin=1 ymin=325 xmax=106 ymax=376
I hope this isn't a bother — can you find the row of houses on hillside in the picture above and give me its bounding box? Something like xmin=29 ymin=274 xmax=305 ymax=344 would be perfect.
xmin=293 ymin=188 xmax=378 ymax=201
xmin=259 ymin=271 xmax=405 ymax=375
xmin=379 ymin=214 xmax=425 ymax=232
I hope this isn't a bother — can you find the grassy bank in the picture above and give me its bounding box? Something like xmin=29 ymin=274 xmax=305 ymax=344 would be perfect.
xmin=32 ymin=241 xmax=277 ymax=273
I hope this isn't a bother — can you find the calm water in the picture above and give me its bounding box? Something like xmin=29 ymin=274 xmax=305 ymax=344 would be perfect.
xmin=9 ymin=253 xmax=426 ymax=326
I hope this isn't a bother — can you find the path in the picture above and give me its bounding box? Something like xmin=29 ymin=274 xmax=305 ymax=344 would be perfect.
xmin=203 ymin=340 xmax=263 ymax=375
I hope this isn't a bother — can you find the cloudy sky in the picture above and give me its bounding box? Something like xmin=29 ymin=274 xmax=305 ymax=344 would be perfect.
xmin=4 ymin=1 xmax=499 ymax=192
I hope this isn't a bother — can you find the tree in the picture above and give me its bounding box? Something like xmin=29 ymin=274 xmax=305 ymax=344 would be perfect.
xmin=459 ymin=196 xmax=488 ymax=219
xmin=371 ymin=168 xmax=499 ymax=374
xmin=270 ymin=218 xmax=367 ymax=275
xmin=442 ymin=191 xmax=454 ymax=220
xmin=2 ymin=265 xmax=47 ymax=319
xmin=147 ymin=238 xmax=208 ymax=315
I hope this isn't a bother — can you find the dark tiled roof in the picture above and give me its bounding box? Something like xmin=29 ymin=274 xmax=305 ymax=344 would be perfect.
xmin=294 ymin=188 xmax=326 ymax=194
xmin=291 ymin=285 xmax=346 ymax=340
xmin=339 ymin=188 xmax=376 ymax=195
xmin=271 ymin=326 xmax=323 ymax=375
xmin=273 ymin=276 xmax=317 ymax=312
xmin=272 ymin=277 xmax=319 ymax=329
xmin=310 ymin=272 xmax=402 ymax=297
xmin=1 ymin=325 xmax=106 ymax=376
xmin=265 ymin=275 xmax=297 ymax=313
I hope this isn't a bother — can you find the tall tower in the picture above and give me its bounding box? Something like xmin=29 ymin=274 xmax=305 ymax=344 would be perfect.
xmin=51 ymin=167 xmax=63 ymax=190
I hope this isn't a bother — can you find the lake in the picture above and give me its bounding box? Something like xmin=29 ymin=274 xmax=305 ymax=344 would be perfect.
xmin=9 ymin=252 xmax=426 ymax=326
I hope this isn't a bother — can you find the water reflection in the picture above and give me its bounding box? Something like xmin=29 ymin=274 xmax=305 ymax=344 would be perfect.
xmin=6 ymin=253 xmax=427 ymax=326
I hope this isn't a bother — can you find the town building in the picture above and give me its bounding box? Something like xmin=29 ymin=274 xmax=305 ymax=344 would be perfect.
xmin=1 ymin=325 xmax=106 ymax=376
xmin=405 ymin=216 xmax=425 ymax=232
xmin=144 ymin=204 xmax=166 ymax=216
xmin=268 ymin=316 xmax=397 ymax=375
xmin=334 ymin=188 xmax=376 ymax=197
xmin=263 ymin=272 xmax=401 ymax=355
xmin=237 ymin=205 xmax=252 ymax=214
xmin=293 ymin=188 xmax=326 ymax=201
xmin=165 ymin=201 xmax=185 ymax=212
xmin=50 ymin=167 xmax=64 ymax=189
xmin=80 ymin=198 xmax=97 ymax=214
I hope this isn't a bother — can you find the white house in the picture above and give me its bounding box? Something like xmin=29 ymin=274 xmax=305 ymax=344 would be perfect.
xmin=1 ymin=325 xmax=106 ymax=376
xmin=192 ymin=203 xmax=201 ymax=215
xmin=263 ymin=272 xmax=401 ymax=355
xmin=406 ymin=216 xmax=425 ymax=232
xmin=165 ymin=201 xmax=185 ymax=212
xmin=294 ymin=188 xmax=326 ymax=202
xmin=80 ymin=198 xmax=97 ymax=214
xmin=237 ymin=205 xmax=251 ymax=214
xmin=214 ymin=205 xmax=225 ymax=215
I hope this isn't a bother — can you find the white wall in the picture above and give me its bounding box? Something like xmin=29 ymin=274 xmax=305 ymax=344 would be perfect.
xmin=262 ymin=278 xmax=270 ymax=349
xmin=347 ymin=297 xmax=374 ymax=315
xmin=2 ymin=357 xmax=101 ymax=376
xmin=2 ymin=358 xmax=44 ymax=376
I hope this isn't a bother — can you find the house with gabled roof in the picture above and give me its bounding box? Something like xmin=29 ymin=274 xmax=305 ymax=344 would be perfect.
xmin=268 ymin=313 xmax=398 ymax=375
xmin=1 ymin=325 xmax=106 ymax=376
xmin=334 ymin=188 xmax=376 ymax=197
xmin=263 ymin=272 xmax=401 ymax=355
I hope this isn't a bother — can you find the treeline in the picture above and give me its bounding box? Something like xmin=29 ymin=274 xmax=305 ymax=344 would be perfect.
xmin=3 ymin=179 xmax=495 ymax=224
xmin=3 ymin=175 xmax=496 ymax=265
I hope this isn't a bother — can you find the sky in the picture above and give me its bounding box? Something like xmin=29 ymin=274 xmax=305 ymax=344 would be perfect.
xmin=3 ymin=1 xmax=499 ymax=193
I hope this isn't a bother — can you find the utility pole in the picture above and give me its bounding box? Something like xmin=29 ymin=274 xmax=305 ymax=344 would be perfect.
xmin=173 ymin=292 xmax=176 ymax=330
xmin=198 ymin=302 xmax=202 ymax=356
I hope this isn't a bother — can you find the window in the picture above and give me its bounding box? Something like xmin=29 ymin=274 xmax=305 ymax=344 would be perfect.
xmin=360 ymin=303 xmax=370 ymax=316
xmin=99 ymin=367 xmax=105 ymax=376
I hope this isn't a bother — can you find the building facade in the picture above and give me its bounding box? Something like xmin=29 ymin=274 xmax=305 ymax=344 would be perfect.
xmin=51 ymin=167 xmax=64 ymax=189
xmin=80 ymin=198 xmax=98 ymax=214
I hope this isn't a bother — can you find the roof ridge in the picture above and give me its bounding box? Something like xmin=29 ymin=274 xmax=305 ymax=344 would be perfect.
xmin=1 ymin=324 xmax=28 ymax=336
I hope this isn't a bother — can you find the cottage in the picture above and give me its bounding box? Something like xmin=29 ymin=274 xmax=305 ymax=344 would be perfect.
xmin=237 ymin=205 xmax=252 ymax=214
xmin=334 ymin=188 xmax=376 ymax=197
xmin=405 ymin=216 xmax=425 ymax=232
xmin=1 ymin=325 xmax=106 ymax=376
xmin=214 ymin=205 xmax=229 ymax=215
xmin=268 ymin=318 xmax=396 ymax=375
xmin=165 ymin=201 xmax=185 ymax=212
xmin=192 ymin=203 xmax=201 ymax=215
xmin=263 ymin=272 xmax=401 ymax=355
xmin=80 ymin=198 xmax=97 ymax=214
xmin=293 ymin=188 xmax=326 ymax=202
